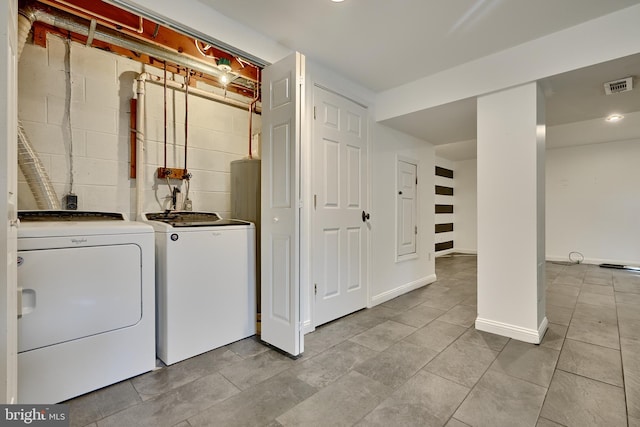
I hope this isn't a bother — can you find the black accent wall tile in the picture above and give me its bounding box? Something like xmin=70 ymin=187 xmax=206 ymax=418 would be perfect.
xmin=435 ymin=223 xmax=454 ymax=233
xmin=435 ymin=185 xmax=454 ymax=196
xmin=435 ymin=166 xmax=454 ymax=179
xmin=435 ymin=241 xmax=454 ymax=252
xmin=435 ymin=204 xmax=454 ymax=214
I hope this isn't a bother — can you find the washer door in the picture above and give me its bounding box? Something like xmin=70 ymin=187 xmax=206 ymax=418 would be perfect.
xmin=17 ymin=244 xmax=142 ymax=353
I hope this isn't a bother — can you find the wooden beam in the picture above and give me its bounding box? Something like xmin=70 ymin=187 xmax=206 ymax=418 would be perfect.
xmin=31 ymin=21 xmax=258 ymax=98
xmin=31 ymin=1 xmax=260 ymax=89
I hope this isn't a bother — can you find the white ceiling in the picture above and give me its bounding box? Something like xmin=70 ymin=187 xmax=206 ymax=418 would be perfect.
xmin=386 ymin=53 xmax=640 ymax=145
xmin=198 ymin=0 xmax=640 ymax=157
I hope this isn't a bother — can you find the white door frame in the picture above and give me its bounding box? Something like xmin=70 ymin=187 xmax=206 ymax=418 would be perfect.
xmin=1 ymin=0 xmax=19 ymax=404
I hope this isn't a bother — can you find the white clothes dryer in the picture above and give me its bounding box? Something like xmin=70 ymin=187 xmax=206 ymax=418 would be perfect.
xmin=142 ymin=212 xmax=256 ymax=365
xmin=17 ymin=211 xmax=156 ymax=403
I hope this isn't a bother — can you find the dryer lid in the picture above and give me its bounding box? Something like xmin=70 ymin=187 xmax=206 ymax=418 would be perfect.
xmin=18 ymin=211 xmax=126 ymax=222
xmin=144 ymin=211 xmax=251 ymax=227
xmin=17 ymin=211 xmax=153 ymax=238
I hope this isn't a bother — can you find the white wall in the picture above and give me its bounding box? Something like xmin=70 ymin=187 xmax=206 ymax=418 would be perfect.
xmin=18 ymin=34 xmax=259 ymax=219
xmin=452 ymin=139 xmax=640 ymax=265
xmin=454 ymin=158 xmax=477 ymax=253
xmin=370 ymin=124 xmax=436 ymax=305
xmin=546 ymin=139 xmax=640 ymax=265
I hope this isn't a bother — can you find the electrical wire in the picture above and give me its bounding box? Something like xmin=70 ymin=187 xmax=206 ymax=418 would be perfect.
xmin=568 ymin=251 xmax=584 ymax=264
xmin=64 ymin=36 xmax=74 ymax=193
xmin=439 ymin=251 xmax=587 ymax=266
xmin=194 ymin=40 xmax=220 ymax=61
xmin=184 ymin=68 xmax=190 ymax=173
xmin=549 ymin=251 xmax=585 ymax=266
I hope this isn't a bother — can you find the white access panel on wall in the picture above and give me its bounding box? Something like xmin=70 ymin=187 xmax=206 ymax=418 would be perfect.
xmin=261 ymin=52 xmax=304 ymax=356
xmin=397 ymin=159 xmax=417 ymax=258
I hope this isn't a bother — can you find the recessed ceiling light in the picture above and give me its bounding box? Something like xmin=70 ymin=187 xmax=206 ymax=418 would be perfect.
xmin=331 ymin=0 xmax=345 ymax=2
xmin=606 ymin=114 xmax=624 ymax=122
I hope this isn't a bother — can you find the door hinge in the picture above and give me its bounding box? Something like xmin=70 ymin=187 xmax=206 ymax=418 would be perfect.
xmin=314 ymin=194 xmax=317 ymax=209
xmin=415 ymin=226 xmax=418 ymax=235
xmin=314 ymin=283 xmax=317 ymax=295
xmin=298 ymin=75 xmax=305 ymax=86
xmin=416 ymin=177 xmax=418 ymax=185
xmin=17 ymin=287 xmax=23 ymax=318
xmin=313 ymin=106 xmax=316 ymax=120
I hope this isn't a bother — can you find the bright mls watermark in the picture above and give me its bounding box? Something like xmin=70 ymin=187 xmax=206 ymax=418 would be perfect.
xmin=1 ymin=405 xmax=69 ymax=426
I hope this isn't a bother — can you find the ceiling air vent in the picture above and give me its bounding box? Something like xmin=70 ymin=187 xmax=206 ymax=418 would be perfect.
xmin=604 ymin=77 xmax=633 ymax=95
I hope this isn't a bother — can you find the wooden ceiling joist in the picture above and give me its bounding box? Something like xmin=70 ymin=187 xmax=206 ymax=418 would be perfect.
xmin=28 ymin=0 xmax=260 ymax=95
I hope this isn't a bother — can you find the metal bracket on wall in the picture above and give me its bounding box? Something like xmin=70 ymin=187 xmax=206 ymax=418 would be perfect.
xmin=157 ymin=167 xmax=188 ymax=180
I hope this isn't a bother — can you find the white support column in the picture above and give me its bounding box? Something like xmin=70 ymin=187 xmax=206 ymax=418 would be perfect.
xmin=476 ymin=82 xmax=547 ymax=343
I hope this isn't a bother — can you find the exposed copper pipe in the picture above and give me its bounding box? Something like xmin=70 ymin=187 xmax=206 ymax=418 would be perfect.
xmin=248 ymin=102 xmax=257 ymax=158
xmin=248 ymin=100 xmax=254 ymax=159
xmin=248 ymin=69 xmax=260 ymax=159
xmin=184 ymin=68 xmax=190 ymax=174
xmin=163 ymin=61 xmax=167 ymax=170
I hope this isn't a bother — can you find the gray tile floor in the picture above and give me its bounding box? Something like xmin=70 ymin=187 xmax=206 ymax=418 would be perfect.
xmin=67 ymin=256 xmax=640 ymax=426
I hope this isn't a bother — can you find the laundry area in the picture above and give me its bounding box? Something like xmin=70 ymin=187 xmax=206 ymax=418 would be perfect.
xmin=3 ymin=0 xmax=640 ymax=425
xmin=14 ymin=0 xmax=265 ymax=404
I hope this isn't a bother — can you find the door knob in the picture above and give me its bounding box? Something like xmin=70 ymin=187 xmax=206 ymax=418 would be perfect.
xmin=398 ymin=191 xmax=403 ymax=195
xmin=362 ymin=211 xmax=370 ymax=222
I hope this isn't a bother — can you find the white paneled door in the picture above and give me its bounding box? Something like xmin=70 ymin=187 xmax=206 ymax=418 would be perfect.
xmin=1 ymin=0 xmax=19 ymax=404
xmin=313 ymin=86 xmax=368 ymax=327
xmin=261 ymin=52 xmax=305 ymax=357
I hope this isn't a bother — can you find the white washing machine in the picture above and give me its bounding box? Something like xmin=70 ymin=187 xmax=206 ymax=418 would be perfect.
xmin=142 ymin=212 xmax=256 ymax=365
xmin=17 ymin=211 xmax=156 ymax=403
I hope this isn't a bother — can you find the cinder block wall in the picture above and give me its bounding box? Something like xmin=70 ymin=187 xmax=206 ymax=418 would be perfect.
xmin=18 ymin=34 xmax=260 ymax=219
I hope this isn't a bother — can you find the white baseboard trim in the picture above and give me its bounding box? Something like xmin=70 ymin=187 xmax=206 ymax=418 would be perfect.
xmin=434 ymin=252 xmax=637 ymax=267
xmin=546 ymin=255 xmax=639 ymax=267
xmin=369 ymin=274 xmax=437 ymax=307
xmin=475 ymin=316 xmax=548 ymax=344
xmin=303 ymin=320 xmax=314 ymax=335
xmin=435 ymin=249 xmax=456 ymax=257
xmin=453 ymin=248 xmax=477 ymax=255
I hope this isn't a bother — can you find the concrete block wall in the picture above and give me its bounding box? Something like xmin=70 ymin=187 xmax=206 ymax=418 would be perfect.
xmin=18 ymin=34 xmax=260 ymax=219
